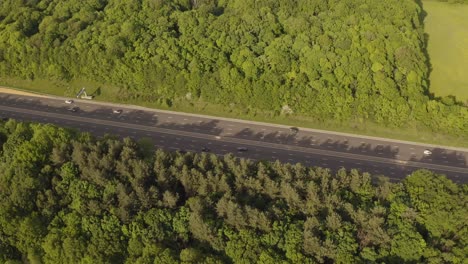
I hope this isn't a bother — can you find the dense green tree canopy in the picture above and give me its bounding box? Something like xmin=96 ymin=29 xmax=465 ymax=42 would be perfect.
xmin=0 ymin=0 xmax=467 ymax=137
xmin=0 ymin=119 xmax=466 ymax=263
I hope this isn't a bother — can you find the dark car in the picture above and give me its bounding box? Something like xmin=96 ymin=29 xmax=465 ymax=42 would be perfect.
xmin=68 ymin=107 xmax=79 ymax=112
xmin=237 ymin=147 xmax=248 ymax=152
xmin=289 ymin=127 xmax=299 ymax=133
xmin=1 ymin=117 xmax=9 ymax=121
xmin=201 ymin=147 xmax=210 ymax=152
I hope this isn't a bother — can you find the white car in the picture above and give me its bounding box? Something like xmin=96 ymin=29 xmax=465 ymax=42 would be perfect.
xmin=423 ymin=149 xmax=432 ymax=155
xmin=113 ymin=109 xmax=122 ymax=114
xmin=65 ymin=99 xmax=73 ymax=104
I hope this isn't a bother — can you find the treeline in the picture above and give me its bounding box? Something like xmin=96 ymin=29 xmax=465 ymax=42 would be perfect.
xmin=0 ymin=0 xmax=467 ymax=137
xmin=0 ymin=120 xmax=466 ymax=263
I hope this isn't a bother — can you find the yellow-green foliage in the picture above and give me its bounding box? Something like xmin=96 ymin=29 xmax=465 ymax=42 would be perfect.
xmin=424 ymin=1 xmax=468 ymax=102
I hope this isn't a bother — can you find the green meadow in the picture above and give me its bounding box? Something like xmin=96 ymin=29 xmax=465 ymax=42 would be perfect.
xmin=423 ymin=1 xmax=468 ymax=103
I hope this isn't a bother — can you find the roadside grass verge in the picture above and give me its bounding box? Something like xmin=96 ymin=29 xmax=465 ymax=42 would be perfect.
xmin=1 ymin=77 xmax=466 ymax=148
xmin=423 ymin=1 xmax=468 ymax=103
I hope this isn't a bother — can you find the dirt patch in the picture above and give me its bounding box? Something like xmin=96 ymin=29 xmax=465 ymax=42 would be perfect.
xmin=0 ymin=87 xmax=48 ymax=98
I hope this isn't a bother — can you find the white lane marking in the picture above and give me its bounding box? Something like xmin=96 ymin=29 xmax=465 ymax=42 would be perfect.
xmin=339 ymin=160 xmax=344 ymax=163
xmin=146 ymin=133 xmax=151 ymax=136
xmin=288 ymin=153 xmax=293 ymax=156
xmin=183 ymin=118 xmax=188 ymax=121
xmin=4 ymin=104 xmax=464 ymax=174
xmin=159 ymin=140 xmax=165 ymax=143
xmin=168 ymin=116 xmax=173 ymax=119
xmin=322 ymin=163 xmax=328 ymax=166
xmin=322 ymin=158 xmax=328 ymax=161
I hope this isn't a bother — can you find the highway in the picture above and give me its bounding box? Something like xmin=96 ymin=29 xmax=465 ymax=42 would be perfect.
xmin=0 ymin=92 xmax=467 ymax=183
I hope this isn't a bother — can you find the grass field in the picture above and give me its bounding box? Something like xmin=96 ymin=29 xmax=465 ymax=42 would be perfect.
xmin=423 ymin=1 xmax=468 ymax=103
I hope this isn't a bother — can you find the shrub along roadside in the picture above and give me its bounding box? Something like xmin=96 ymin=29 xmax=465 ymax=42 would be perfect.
xmin=0 ymin=0 xmax=467 ymax=143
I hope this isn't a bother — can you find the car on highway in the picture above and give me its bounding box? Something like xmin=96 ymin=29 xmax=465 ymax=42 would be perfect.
xmin=67 ymin=107 xmax=79 ymax=112
xmin=113 ymin=109 xmax=122 ymax=114
xmin=1 ymin=117 xmax=8 ymax=121
xmin=423 ymin=149 xmax=432 ymax=155
xmin=237 ymin=147 xmax=248 ymax=152
xmin=65 ymin=99 xmax=74 ymax=104
xmin=289 ymin=127 xmax=299 ymax=133
xmin=201 ymin=147 xmax=210 ymax=152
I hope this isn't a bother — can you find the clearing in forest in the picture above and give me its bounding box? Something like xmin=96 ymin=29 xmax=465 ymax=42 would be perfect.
xmin=423 ymin=1 xmax=468 ymax=103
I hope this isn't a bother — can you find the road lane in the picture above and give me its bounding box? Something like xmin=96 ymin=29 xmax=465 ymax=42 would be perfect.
xmin=1 ymin=92 xmax=467 ymax=183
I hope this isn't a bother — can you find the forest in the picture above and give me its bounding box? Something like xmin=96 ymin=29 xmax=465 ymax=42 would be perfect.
xmin=0 ymin=119 xmax=466 ymax=263
xmin=0 ymin=0 xmax=467 ymax=138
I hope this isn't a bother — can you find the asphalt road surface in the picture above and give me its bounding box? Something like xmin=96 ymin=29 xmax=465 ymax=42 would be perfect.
xmin=1 ymin=92 xmax=467 ymax=183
